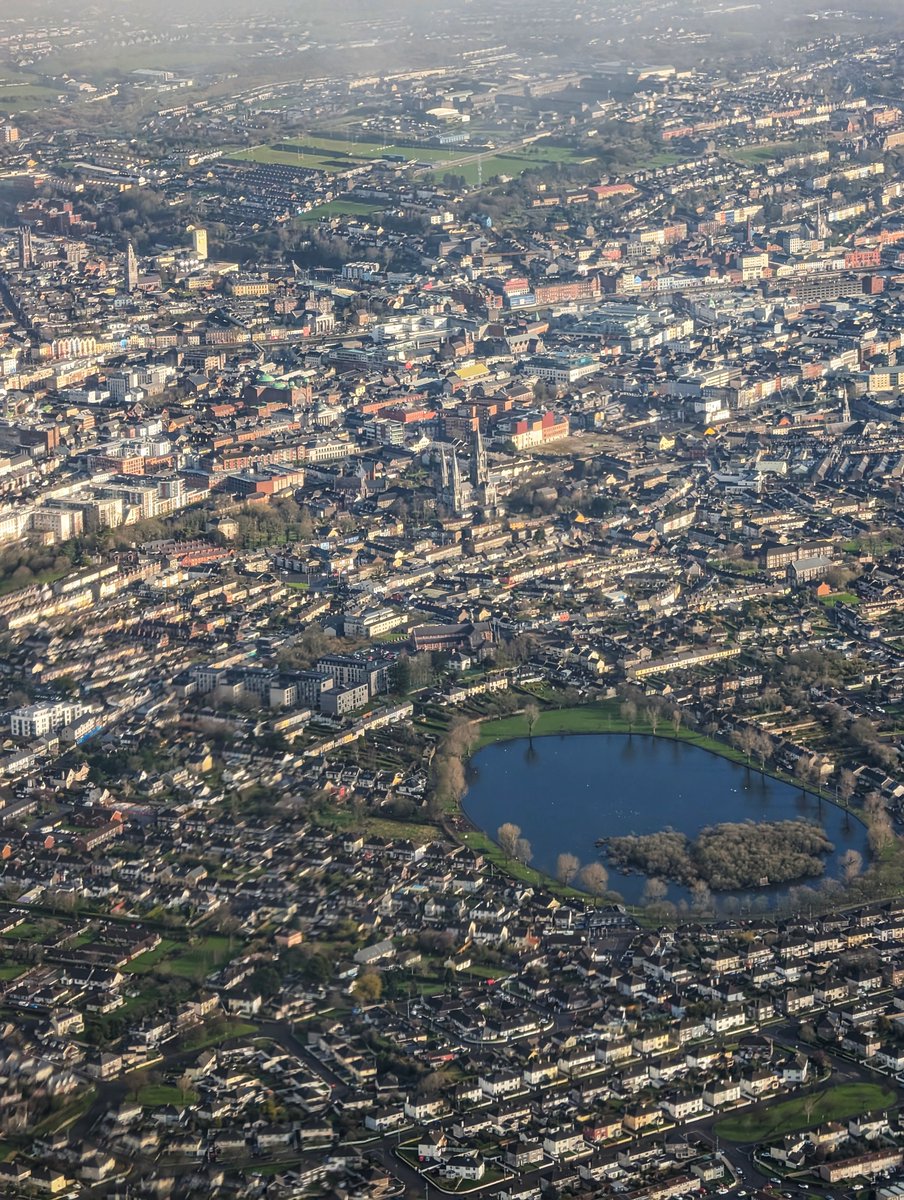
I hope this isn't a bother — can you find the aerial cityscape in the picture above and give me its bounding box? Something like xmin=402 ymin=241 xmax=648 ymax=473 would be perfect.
xmin=6 ymin=0 xmax=904 ymax=1196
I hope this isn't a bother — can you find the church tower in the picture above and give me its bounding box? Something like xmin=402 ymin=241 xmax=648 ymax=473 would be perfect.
xmin=470 ymin=425 xmax=497 ymax=516
xmin=449 ymin=447 xmax=464 ymax=515
xmin=126 ymin=241 xmax=139 ymax=293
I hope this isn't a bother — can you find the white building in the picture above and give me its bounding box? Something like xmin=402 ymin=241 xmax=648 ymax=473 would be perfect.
xmin=10 ymin=701 xmax=88 ymax=739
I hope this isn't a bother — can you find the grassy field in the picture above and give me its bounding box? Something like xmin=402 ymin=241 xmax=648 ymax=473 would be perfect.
xmin=32 ymin=1088 xmax=96 ymax=1136
xmin=121 ymin=937 xmax=179 ymax=974
xmin=227 ymin=145 xmax=357 ymax=170
xmin=0 ymin=83 xmax=62 ymax=109
xmin=296 ymin=199 xmax=385 ymax=223
xmin=637 ymin=150 xmax=685 ymax=169
xmin=137 ymin=1084 xmax=198 ymax=1108
xmin=317 ymin=805 xmax=440 ymax=846
xmin=728 ymin=141 xmax=819 ymax=165
xmin=462 ymin=827 xmax=598 ymax=902
xmin=163 ymin=936 xmax=235 ymax=981
xmin=229 ymin=133 xmax=589 ymax=186
xmin=229 ymin=135 xmax=458 ymax=173
xmin=843 ymin=536 xmax=900 ymax=555
xmin=430 ymin=145 xmax=589 ymax=185
xmin=475 ymin=701 xmax=736 ymax=759
xmin=179 ymin=1019 xmax=258 ymax=1051
xmin=716 ymin=1083 xmax=896 ymax=1142
xmin=37 ymin=41 xmax=251 ymax=78
xmin=283 ymin=134 xmax=457 ymax=162
xmin=123 ymin=935 xmax=235 ymax=982
xmin=3 ymin=922 xmax=48 ymax=941
xmin=0 ymin=565 xmax=72 ymax=598
xmin=819 ymin=591 xmax=859 ymax=606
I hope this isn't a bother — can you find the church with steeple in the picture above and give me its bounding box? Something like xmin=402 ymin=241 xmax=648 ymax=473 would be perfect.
xmin=435 ymin=427 xmax=497 ymax=518
xmin=437 ymin=444 xmax=465 ymax=515
xmin=470 ymin=425 xmax=498 ymax=517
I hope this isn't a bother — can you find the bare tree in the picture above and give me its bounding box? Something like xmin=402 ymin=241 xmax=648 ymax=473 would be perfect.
xmin=431 ymin=755 xmax=466 ymax=813
xmin=689 ymin=880 xmax=713 ymax=915
xmin=524 ymin=701 xmax=540 ymax=743
xmin=514 ymin=837 xmax=533 ymax=865
xmin=620 ymin=700 xmax=637 ymax=734
xmin=446 ymin=716 xmax=478 ymax=759
xmin=642 ymin=877 xmax=668 ymax=906
xmin=647 ymin=706 xmax=660 ymax=737
xmin=556 ymin=852 xmax=581 ymax=886
xmin=418 ymin=1068 xmax=452 ymax=1097
xmin=838 ymin=767 xmax=856 ymax=808
xmin=497 ymin=822 xmax=521 ymax=860
xmin=841 ymin=848 xmax=863 ymax=886
xmin=864 ymin=790 xmax=885 ymax=820
xmin=754 ymin=731 xmax=772 ymax=774
xmin=864 ymin=791 xmax=894 ymax=853
xmin=672 ymin=706 xmax=683 ymax=739
xmin=733 ymin=726 xmax=756 ymax=764
xmin=579 ymin=861 xmax=609 ymax=904
xmin=794 ymin=753 xmax=817 ymax=795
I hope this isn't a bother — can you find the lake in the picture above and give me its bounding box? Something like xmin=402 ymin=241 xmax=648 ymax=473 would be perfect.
xmin=462 ymin=733 xmax=870 ymax=907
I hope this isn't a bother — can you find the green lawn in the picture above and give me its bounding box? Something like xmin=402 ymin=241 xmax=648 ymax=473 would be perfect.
xmin=0 ymin=565 xmax=72 ymax=598
xmin=463 ymin=827 xmax=588 ymax=896
xmin=121 ymin=938 xmax=180 ymax=974
xmin=362 ymin=817 xmax=439 ymax=845
xmin=0 ymin=963 xmax=26 ymax=981
xmin=228 ymin=145 xmax=367 ymax=171
xmin=715 ymin=1083 xmax=896 ymax=1143
xmin=0 ymin=83 xmax=62 ymax=109
xmin=31 ymin=1088 xmax=96 ymax=1136
xmin=316 ymin=804 xmax=440 ymax=846
xmin=430 ymin=145 xmax=588 ymax=186
xmin=229 ymin=134 xmax=461 ymax=172
xmin=295 ymin=199 xmax=385 ymax=223
xmin=122 ymin=935 xmax=235 ymax=982
xmin=3 ymin=921 xmax=48 ymax=941
xmin=819 ymin=592 xmax=859 ymax=607
xmin=636 ymin=150 xmax=685 ymax=169
xmin=475 ymin=701 xmax=727 ymax=754
xmin=164 ymin=936 xmax=235 ymax=981
xmin=179 ymin=1019 xmax=258 ymax=1051
xmin=230 ymin=133 xmax=588 ymax=187
xmin=728 ymin=141 xmax=817 ymax=165
xmin=843 ymin=536 xmax=899 ymax=555
xmin=137 ymin=1084 xmax=198 ymax=1108
xmin=283 ymin=134 xmax=457 ymax=162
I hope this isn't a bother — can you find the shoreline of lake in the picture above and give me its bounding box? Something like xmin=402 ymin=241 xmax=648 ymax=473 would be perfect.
xmin=462 ymin=731 xmax=869 ymax=908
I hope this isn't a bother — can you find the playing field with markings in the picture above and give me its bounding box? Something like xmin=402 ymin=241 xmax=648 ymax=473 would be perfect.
xmin=228 ymin=133 xmax=592 ymax=184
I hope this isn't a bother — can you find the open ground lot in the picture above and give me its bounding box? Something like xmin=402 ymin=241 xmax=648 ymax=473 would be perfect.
xmin=228 ymin=133 xmax=592 ymax=185
xmin=715 ymin=1083 xmax=897 ymax=1142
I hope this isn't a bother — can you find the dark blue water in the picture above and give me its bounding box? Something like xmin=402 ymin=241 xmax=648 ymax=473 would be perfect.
xmin=463 ymin=734 xmax=869 ymax=907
